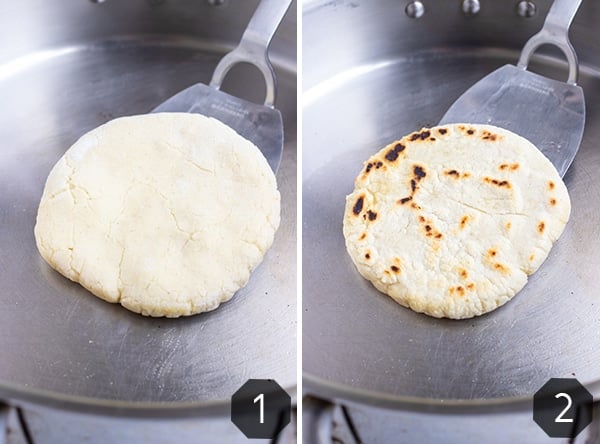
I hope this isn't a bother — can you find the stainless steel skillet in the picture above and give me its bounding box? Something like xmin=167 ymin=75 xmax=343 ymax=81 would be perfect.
xmin=0 ymin=0 xmax=296 ymax=416
xmin=303 ymin=0 xmax=600 ymax=413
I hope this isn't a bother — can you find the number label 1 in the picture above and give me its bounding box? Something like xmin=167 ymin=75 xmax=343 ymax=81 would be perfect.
xmin=554 ymin=392 xmax=573 ymax=423
xmin=231 ymin=379 xmax=291 ymax=439
xmin=253 ymin=393 xmax=264 ymax=424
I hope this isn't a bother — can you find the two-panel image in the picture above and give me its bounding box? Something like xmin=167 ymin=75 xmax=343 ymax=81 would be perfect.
xmin=0 ymin=0 xmax=597 ymax=442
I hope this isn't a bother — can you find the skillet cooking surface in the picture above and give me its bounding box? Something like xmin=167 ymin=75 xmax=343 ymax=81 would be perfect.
xmin=0 ymin=36 xmax=296 ymax=412
xmin=303 ymin=47 xmax=600 ymax=408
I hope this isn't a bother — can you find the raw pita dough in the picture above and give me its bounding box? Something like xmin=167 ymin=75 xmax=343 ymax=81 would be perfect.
xmin=35 ymin=113 xmax=280 ymax=317
xmin=343 ymin=124 xmax=570 ymax=319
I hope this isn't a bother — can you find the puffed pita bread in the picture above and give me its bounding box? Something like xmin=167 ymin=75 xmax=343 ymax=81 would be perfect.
xmin=343 ymin=124 xmax=570 ymax=319
xmin=35 ymin=113 xmax=280 ymax=317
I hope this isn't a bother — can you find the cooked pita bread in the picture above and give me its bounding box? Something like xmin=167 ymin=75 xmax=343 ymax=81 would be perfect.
xmin=343 ymin=124 xmax=570 ymax=319
xmin=35 ymin=113 xmax=280 ymax=317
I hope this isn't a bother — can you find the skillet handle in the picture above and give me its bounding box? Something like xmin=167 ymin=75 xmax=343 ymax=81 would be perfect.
xmin=209 ymin=0 xmax=293 ymax=108
xmin=0 ymin=403 xmax=10 ymax=444
xmin=303 ymin=396 xmax=335 ymax=444
xmin=517 ymin=0 xmax=583 ymax=85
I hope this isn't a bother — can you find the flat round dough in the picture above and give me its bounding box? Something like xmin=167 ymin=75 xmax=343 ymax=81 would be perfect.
xmin=35 ymin=113 xmax=280 ymax=317
xmin=343 ymin=124 xmax=570 ymax=319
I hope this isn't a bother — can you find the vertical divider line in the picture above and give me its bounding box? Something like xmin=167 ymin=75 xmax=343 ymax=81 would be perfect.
xmin=296 ymin=0 xmax=304 ymax=442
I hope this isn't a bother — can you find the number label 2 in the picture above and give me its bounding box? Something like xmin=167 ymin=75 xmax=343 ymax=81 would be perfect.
xmin=554 ymin=392 xmax=574 ymax=423
xmin=253 ymin=393 xmax=264 ymax=424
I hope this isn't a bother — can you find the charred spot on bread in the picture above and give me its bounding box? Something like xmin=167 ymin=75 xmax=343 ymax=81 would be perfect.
xmin=391 ymin=265 xmax=400 ymax=273
xmin=438 ymin=128 xmax=447 ymax=135
xmin=367 ymin=210 xmax=378 ymax=221
xmin=446 ymin=169 xmax=470 ymax=179
xmin=481 ymin=130 xmax=500 ymax=141
xmin=418 ymin=217 xmax=443 ymax=239
xmin=413 ymin=165 xmax=426 ymax=179
xmin=500 ymin=163 xmax=519 ymax=171
xmin=493 ymin=263 xmax=509 ymax=274
xmin=410 ymin=164 xmax=427 ymax=192
xmin=410 ymin=130 xmax=432 ymax=141
xmin=484 ymin=177 xmax=511 ymax=188
xmin=353 ymin=196 xmax=364 ymax=215
xmin=398 ymin=196 xmax=412 ymax=205
xmin=449 ymin=286 xmax=466 ymax=297
xmin=538 ymin=221 xmax=545 ymax=234
xmin=362 ymin=160 xmax=385 ymax=178
xmin=385 ymin=143 xmax=405 ymax=162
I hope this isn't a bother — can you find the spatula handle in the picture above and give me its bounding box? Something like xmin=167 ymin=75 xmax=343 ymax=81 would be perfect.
xmin=517 ymin=0 xmax=583 ymax=85
xmin=302 ymin=396 xmax=335 ymax=444
xmin=209 ymin=0 xmax=293 ymax=107
xmin=543 ymin=0 xmax=582 ymax=30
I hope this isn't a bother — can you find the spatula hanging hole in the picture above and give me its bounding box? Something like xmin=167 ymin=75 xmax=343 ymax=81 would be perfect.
xmin=522 ymin=44 xmax=577 ymax=84
xmin=516 ymin=2 xmax=580 ymax=86
xmin=219 ymin=62 xmax=267 ymax=106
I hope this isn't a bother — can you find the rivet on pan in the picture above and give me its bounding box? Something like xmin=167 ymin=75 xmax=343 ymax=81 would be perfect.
xmin=405 ymin=1 xmax=425 ymax=19
xmin=207 ymin=0 xmax=226 ymax=6
xmin=89 ymin=0 xmax=107 ymax=3
xmin=462 ymin=0 xmax=480 ymax=16
xmin=516 ymin=1 xmax=536 ymax=18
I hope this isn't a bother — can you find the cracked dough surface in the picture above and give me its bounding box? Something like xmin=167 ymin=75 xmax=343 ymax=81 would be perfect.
xmin=35 ymin=113 xmax=280 ymax=317
xmin=343 ymin=124 xmax=570 ymax=319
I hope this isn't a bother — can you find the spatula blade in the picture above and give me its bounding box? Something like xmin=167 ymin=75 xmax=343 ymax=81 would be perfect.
xmin=152 ymin=83 xmax=283 ymax=173
xmin=440 ymin=64 xmax=585 ymax=177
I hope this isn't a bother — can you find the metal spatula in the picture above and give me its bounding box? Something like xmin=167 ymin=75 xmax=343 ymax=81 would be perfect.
xmin=440 ymin=0 xmax=585 ymax=177
xmin=152 ymin=0 xmax=292 ymax=173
